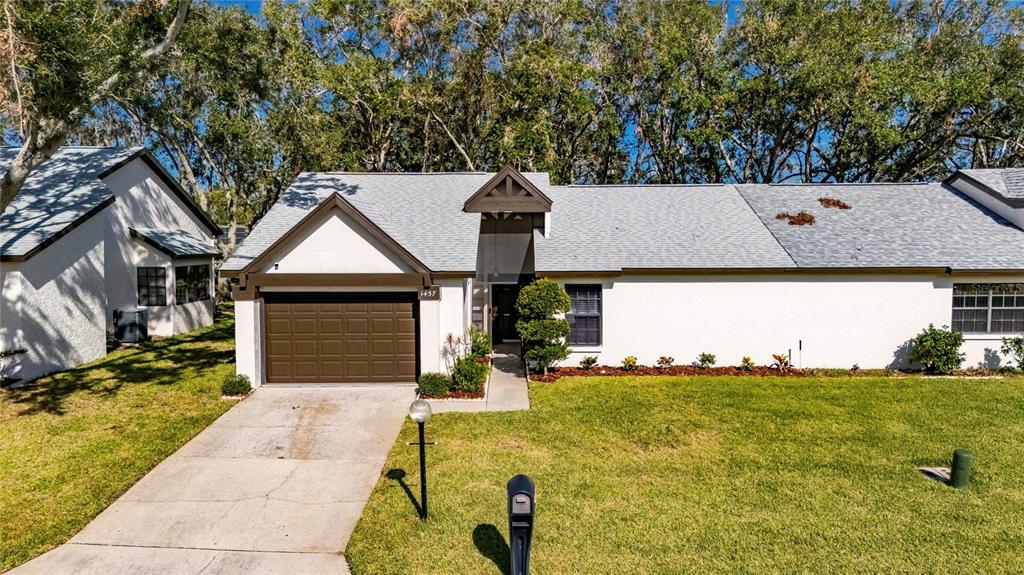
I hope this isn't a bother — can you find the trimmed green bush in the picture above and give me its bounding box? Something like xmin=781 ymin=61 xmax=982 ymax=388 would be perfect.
xmin=417 ymin=372 xmax=451 ymax=397
xmin=579 ymin=355 xmax=598 ymax=369
xmin=452 ymin=356 xmax=488 ymax=392
xmin=909 ymin=324 xmax=965 ymax=374
xmin=516 ymin=279 xmax=571 ymax=375
xmin=697 ymin=352 xmax=716 ymax=369
xmin=221 ymin=374 xmax=252 ymax=396
xmin=469 ymin=326 xmax=492 ymax=357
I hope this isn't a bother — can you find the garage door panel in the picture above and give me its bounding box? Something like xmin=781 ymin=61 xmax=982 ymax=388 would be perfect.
xmin=267 ymin=318 xmax=292 ymax=334
xmin=396 ymin=339 xmax=416 ymax=354
xmin=320 ymin=319 xmax=343 ymax=334
xmin=267 ymin=340 xmax=292 ymax=355
xmin=294 ymin=361 xmax=318 ymax=378
xmin=346 ymin=318 xmax=368 ymax=334
xmin=321 ymin=361 xmax=343 ymax=378
xmin=372 ymin=339 xmax=394 ymax=354
xmin=320 ymin=340 xmax=344 ymax=355
xmin=265 ymin=296 xmax=417 ymax=384
xmin=346 ymin=361 xmax=369 ymax=378
xmin=294 ymin=319 xmax=317 ymax=334
xmin=346 ymin=339 xmax=369 ymax=355
xmin=371 ymin=318 xmax=394 ymax=332
xmin=293 ymin=340 xmax=317 ymax=356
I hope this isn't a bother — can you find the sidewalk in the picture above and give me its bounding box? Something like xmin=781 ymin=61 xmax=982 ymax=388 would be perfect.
xmin=429 ymin=344 xmax=530 ymax=413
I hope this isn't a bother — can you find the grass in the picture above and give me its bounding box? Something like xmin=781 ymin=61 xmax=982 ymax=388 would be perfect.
xmin=347 ymin=375 xmax=1024 ymax=574
xmin=0 ymin=313 xmax=236 ymax=571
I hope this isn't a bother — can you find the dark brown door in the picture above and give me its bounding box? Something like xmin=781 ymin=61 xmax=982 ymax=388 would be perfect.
xmin=492 ymin=284 xmax=521 ymax=342
xmin=263 ymin=293 xmax=418 ymax=384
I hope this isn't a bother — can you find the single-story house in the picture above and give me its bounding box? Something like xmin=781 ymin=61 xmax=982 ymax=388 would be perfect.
xmin=221 ymin=166 xmax=1024 ymax=385
xmin=0 ymin=147 xmax=221 ymax=382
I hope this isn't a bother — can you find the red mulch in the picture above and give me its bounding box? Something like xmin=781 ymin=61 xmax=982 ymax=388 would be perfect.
xmin=425 ymin=387 xmax=485 ymax=400
xmin=530 ymin=365 xmax=807 ymax=382
xmin=529 ymin=365 xmax=1005 ymax=382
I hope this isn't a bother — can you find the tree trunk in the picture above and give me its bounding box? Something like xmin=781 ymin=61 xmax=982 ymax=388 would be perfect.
xmin=0 ymin=129 xmax=66 ymax=211
xmin=0 ymin=0 xmax=189 ymax=211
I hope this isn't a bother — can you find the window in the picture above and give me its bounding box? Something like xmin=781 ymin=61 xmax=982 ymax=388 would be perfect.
xmin=953 ymin=283 xmax=1024 ymax=333
xmin=566 ymin=284 xmax=601 ymax=346
xmin=137 ymin=267 xmax=167 ymax=306
xmin=175 ymin=264 xmax=211 ymax=304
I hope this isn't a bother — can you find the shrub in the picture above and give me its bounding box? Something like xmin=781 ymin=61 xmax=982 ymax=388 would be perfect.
xmin=579 ymin=355 xmax=598 ymax=369
xmin=909 ymin=324 xmax=965 ymax=374
xmin=1001 ymin=336 xmax=1024 ymax=368
xmin=469 ymin=326 xmax=492 ymax=358
xmin=452 ymin=355 xmax=488 ymax=392
xmin=621 ymin=356 xmax=638 ymax=371
xmin=221 ymin=374 xmax=252 ymax=396
xmin=418 ymin=372 xmax=451 ymax=397
xmin=771 ymin=353 xmax=790 ymax=371
xmin=656 ymin=356 xmax=674 ymax=368
xmin=696 ymin=353 xmax=716 ymax=369
xmin=516 ymin=279 xmax=571 ymax=375
xmin=740 ymin=356 xmax=755 ymax=371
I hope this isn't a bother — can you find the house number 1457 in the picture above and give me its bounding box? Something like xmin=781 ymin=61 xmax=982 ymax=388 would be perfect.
xmin=419 ymin=286 xmax=441 ymax=301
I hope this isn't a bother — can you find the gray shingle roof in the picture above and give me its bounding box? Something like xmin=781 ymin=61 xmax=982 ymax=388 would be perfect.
xmin=738 ymin=182 xmax=1024 ymax=269
xmin=223 ymin=172 xmax=551 ymax=272
xmin=225 ymin=171 xmax=1024 ymax=274
xmin=959 ymin=167 xmax=1024 ymax=199
xmin=0 ymin=147 xmax=141 ymax=259
xmin=535 ymin=185 xmax=794 ymax=271
xmin=131 ymin=227 xmax=220 ymax=258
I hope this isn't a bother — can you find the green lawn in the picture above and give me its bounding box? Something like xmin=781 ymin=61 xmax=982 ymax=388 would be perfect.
xmin=0 ymin=314 xmax=236 ymax=571
xmin=348 ymin=375 xmax=1024 ymax=574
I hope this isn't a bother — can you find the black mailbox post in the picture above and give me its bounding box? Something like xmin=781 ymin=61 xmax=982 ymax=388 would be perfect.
xmin=507 ymin=474 xmax=536 ymax=575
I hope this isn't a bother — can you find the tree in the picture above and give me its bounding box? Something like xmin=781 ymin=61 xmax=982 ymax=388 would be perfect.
xmin=0 ymin=0 xmax=189 ymax=211
xmin=515 ymin=279 xmax=571 ymax=375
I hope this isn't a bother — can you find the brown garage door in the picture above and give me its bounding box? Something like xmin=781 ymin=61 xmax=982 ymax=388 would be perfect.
xmin=264 ymin=293 xmax=418 ymax=384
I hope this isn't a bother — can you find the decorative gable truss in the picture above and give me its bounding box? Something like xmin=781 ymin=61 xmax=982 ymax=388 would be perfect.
xmin=463 ymin=166 xmax=553 ymax=213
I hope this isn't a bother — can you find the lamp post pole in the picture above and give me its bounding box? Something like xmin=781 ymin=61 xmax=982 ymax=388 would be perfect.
xmin=408 ymin=399 xmax=434 ymax=520
xmin=417 ymin=419 xmax=428 ymax=519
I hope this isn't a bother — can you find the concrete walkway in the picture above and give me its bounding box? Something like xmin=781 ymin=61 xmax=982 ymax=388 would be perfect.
xmin=430 ymin=344 xmax=530 ymax=413
xmin=11 ymin=385 xmax=415 ymax=575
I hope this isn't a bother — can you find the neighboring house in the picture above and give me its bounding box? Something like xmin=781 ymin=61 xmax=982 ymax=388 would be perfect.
xmin=222 ymin=166 xmax=1024 ymax=385
xmin=0 ymin=147 xmax=221 ymax=382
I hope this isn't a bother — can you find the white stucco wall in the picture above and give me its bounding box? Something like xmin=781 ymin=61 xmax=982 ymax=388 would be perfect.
xmin=102 ymin=157 xmax=216 ymax=336
xmin=0 ymin=213 xmax=107 ymax=381
xmin=552 ymin=274 xmax=1024 ymax=370
xmin=264 ymin=208 xmax=412 ymax=274
xmin=234 ymin=297 xmax=262 ymax=385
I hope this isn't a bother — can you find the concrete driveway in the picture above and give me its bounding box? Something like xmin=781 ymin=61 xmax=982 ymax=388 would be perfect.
xmin=11 ymin=385 xmax=415 ymax=575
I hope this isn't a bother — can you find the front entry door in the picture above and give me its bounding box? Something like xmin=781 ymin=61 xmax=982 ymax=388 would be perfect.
xmin=492 ymin=284 xmax=521 ymax=342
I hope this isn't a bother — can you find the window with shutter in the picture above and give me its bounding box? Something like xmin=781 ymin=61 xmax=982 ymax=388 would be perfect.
xmin=566 ymin=284 xmax=601 ymax=346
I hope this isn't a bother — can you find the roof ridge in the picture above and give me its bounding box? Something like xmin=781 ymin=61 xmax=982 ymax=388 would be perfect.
xmin=734 ymin=186 xmax=799 ymax=268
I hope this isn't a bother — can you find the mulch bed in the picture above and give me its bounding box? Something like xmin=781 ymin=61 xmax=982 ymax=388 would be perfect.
xmin=529 ymin=365 xmax=1005 ymax=382
xmin=423 ymin=387 xmax=485 ymax=400
xmin=530 ymin=365 xmax=807 ymax=382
